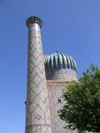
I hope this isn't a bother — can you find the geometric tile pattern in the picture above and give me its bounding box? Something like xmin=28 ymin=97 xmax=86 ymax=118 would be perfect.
xmin=47 ymin=81 xmax=78 ymax=133
xmin=25 ymin=23 xmax=52 ymax=133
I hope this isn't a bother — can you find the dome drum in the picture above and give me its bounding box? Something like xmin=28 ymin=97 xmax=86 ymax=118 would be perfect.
xmin=46 ymin=69 xmax=77 ymax=81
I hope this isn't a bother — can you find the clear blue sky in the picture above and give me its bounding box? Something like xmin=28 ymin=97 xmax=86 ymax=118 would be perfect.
xmin=0 ymin=0 xmax=100 ymax=133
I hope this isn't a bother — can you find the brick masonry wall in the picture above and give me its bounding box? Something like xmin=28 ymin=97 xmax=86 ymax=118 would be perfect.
xmin=44 ymin=54 xmax=49 ymax=62
xmin=47 ymin=80 xmax=78 ymax=133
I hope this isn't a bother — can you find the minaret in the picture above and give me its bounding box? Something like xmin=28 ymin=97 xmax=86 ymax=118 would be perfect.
xmin=25 ymin=16 xmax=52 ymax=133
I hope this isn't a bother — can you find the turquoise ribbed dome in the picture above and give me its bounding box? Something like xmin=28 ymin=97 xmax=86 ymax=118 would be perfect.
xmin=44 ymin=52 xmax=78 ymax=73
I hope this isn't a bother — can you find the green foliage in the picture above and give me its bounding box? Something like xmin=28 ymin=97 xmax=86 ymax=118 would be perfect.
xmin=58 ymin=63 xmax=100 ymax=132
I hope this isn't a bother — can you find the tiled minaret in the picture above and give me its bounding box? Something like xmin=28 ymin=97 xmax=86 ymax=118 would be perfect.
xmin=25 ymin=16 xmax=52 ymax=133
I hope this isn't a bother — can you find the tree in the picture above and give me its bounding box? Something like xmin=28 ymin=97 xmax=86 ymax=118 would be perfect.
xmin=58 ymin=63 xmax=100 ymax=133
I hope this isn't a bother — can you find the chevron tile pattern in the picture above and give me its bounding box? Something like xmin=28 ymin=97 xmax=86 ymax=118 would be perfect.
xmin=25 ymin=23 xmax=52 ymax=133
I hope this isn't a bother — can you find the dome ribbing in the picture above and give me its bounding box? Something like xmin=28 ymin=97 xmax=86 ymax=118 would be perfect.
xmin=44 ymin=52 xmax=78 ymax=81
xmin=44 ymin=52 xmax=78 ymax=73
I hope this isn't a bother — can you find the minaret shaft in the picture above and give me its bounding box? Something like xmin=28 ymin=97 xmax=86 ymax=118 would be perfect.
xmin=25 ymin=16 xmax=52 ymax=133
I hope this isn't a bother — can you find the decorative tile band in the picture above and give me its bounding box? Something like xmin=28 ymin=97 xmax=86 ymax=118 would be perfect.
xmin=25 ymin=21 xmax=52 ymax=133
xmin=46 ymin=69 xmax=78 ymax=81
xmin=26 ymin=124 xmax=52 ymax=133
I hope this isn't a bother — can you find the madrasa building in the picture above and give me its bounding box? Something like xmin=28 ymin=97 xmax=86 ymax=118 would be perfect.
xmin=25 ymin=16 xmax=78 ymax=133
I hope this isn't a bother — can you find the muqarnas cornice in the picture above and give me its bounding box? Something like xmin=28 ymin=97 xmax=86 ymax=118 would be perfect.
xmin=26 ymin=16 xmax=43 ymax=28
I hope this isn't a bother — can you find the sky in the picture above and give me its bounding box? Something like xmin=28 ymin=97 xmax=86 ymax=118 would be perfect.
xmin=0 ymin=0 xmax=100 ymax=133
